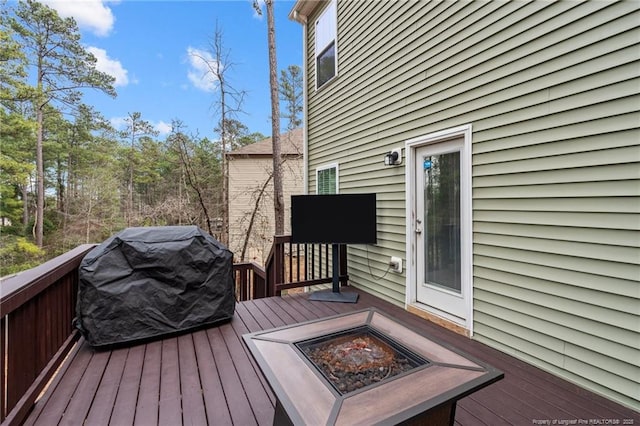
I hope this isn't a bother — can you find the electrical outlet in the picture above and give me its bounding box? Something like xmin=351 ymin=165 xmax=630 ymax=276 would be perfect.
xmin=390 ymin=256 xmax=403 ymax=273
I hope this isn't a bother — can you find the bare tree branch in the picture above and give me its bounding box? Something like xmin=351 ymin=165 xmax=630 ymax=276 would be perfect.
xmin=188 ymin=21 xmax=247 ymax=244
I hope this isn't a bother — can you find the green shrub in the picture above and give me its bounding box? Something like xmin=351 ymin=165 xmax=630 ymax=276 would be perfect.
xmin=0 ymin=236 xmax=46 ymax=276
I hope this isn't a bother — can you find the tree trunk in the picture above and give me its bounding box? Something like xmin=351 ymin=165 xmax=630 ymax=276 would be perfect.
xmin=35 ymin=106 xmax=44 ymax=247
xmin=21 ymin=184 xmax=28 ymax=229
xmin=221 ymin=116 xmax=229 ymax=245
xmin=128 ymin=134 xmax=134 ymax=227
xmin=175 ymin=134 xmax=214 ymax=236
xmin=266 ymin=0 xmax=284 ymax=235
xmin=64 ymin=139 xmax=73 ymax=239
xmin=56 ymin=155 xmax=64 ymax=213
xmin=213 ymin=25 xmax=229 ymax=245
xmin=241 ymin=173 xmax=273 ymax=262
xmin=86 ymin=187 xmax=93 ymax=244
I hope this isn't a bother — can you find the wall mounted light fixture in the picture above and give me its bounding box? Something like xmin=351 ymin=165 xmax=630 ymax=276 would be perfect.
xmin=384 ymin=148 xmax=403 ymax=166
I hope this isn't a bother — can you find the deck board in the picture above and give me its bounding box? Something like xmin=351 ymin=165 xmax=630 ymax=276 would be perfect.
xmin=234 ymin=301 xmax=266 ymax=332
xmin=228 ymin=304 xmax=277 ymax=411
xmin=158 ymin=338 xmax=182 ymax=426
xmin=192 ymin=329 xmax=233 ymax=426
xmin=24 ymin=338 xmax=92 ymax=425
xmin=59 ymin=349 xmax=110 ymax=425
xmin=249 ymin=298 xmax=287 ymax=328
xmin=23 ymin=288 xmax=640 ymax=425
xmin=131 ymin=341 xmax=158 ymax=426
xmin=84 ymin=347 xmax=126 ymax=425
xmin=219 ymin=320 xmax=273 ymax=426
xmin=454 ymin=404 xmax=488 ymax=426
xmin=178 ymin=333 xmax=208 ymax=426
xmin=206 ymin=326 xmax=258 ymax=426
xmin=465 ymin=385 xmax=544 ymax=425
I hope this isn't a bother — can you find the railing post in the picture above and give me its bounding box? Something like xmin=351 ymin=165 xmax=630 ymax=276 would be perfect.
xmin=254 ymin=269 xmax=266 ymax=299
xmin=240 ymin=265 xmax=248 ymax=301
xmin=273 ymin=236 xmax=285 ymax=296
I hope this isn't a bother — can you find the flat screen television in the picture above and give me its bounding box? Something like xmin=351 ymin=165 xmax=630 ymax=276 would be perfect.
xmin=291 ymin=193 xmax=377 ymax=244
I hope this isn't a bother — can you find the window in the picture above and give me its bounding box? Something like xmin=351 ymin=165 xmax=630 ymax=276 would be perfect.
xmin=315 ymin=0 xmax=337 ymax=88
xmin=316 ymin=164 xmax=338 ymax=194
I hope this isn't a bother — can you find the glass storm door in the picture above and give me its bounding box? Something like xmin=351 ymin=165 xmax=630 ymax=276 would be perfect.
xmin=415 ymin=139 xmax=467 ymax=321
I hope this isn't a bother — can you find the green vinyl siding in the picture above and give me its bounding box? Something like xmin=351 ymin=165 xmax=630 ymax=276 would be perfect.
xmin=301 ymin=0 xmax=640 ymax=409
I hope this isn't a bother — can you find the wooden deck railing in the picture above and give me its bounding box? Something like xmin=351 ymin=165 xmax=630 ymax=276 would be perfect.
xmin=232 ymin=261 xmax=267 ymax=300
xmin=233 ymin=235 xmax=349 ymax=298
xmin=0 ymin=244 xmax=96 ymax=426
xmin=265 ymin=235 xmax=348 ymax=296
xmin=0 ymin=236 xmax=349 ymax=425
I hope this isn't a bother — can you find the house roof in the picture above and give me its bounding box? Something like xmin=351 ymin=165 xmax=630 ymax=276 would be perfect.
xmin=227 ymin=128 xmax=303 ymax=157
xmin=289 ymin=0 xmax=324 ymax=23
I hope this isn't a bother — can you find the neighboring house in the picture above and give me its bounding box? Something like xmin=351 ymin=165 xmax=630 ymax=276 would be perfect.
xmin=226 ymin=128 xmax=304 ymax=263
xmin=290 ymin=0 xmax=639 ymax=410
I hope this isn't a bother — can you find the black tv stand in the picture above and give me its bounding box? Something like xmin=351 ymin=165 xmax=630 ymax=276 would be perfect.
xmin=309 ymin=243 xmax=359 ymax=303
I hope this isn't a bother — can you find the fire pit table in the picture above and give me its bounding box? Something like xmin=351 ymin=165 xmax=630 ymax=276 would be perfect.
xmin=243 ymin=308 xmax=503 ymax=426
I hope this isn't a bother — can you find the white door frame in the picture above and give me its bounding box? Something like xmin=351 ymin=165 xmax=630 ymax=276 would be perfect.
xmin=405 ymin=124 xmax=474 ymax=335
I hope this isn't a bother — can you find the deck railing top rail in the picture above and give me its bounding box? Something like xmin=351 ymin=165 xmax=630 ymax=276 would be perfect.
xmin=1 ymin=244 xmax=96 ymax=311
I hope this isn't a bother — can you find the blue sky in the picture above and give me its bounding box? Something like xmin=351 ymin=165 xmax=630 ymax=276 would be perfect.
xmin=40 ymin=0 xmax=303 ymax=139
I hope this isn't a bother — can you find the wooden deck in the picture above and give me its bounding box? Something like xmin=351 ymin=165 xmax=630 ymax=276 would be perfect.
xmin=22 ymin=288 xmax=639 ymax=426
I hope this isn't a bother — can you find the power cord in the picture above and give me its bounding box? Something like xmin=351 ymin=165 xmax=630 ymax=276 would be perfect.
xmin=365 ymin=245 xmax=392 ymax=281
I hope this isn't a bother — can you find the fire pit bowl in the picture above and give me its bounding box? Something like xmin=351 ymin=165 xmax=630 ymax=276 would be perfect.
xmin=296 ymin=325 xmax=429 ymax=395
xmin=243 ymin=309 xmax=503 ymax=426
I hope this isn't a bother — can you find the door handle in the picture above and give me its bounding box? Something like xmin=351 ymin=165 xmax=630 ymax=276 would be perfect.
xmin=415 ymin=219 xmax=423 ymax=234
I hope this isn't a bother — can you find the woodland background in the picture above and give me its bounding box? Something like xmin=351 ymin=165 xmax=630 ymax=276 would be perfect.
xmin=0 ymin=0 xmax=302 ymax=275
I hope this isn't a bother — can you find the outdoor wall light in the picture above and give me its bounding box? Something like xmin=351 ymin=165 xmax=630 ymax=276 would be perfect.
xmin=384 ymin=148 xmax=403 ymax=166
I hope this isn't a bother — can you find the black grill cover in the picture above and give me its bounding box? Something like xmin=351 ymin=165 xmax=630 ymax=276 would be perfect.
xmin=76 ymin=226 xmax=235 ymax=347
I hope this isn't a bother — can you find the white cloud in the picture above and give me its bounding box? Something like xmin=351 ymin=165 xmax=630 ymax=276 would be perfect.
xmin=109 ymin=116 xmax=127 ymax=131
xmin=87 ymin=46 xmax=128 ymax=87
xmin=186 ymin=47 xmax=219 ymax=93
xmin=155 ymin=121 xmax=172 ymax=136
xmin=41 ymin=0 xmax=116 ymax=37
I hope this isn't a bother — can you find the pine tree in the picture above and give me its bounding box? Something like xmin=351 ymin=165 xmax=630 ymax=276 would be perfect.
xmin=9 ymin=0 xmax=116 ymax=246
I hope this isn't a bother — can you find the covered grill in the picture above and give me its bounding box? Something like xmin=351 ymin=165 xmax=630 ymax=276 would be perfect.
xmin=75 ymin=226 xmax=235 ymax=347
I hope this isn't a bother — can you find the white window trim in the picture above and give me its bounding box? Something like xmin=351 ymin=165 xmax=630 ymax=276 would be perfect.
xmin=314 ymin=0 xmax=338 ymax=90
xmin=315 ymin=162 xmax=339 ymax=194
xmin=404 ymin=124 xmax=474 ymax=336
